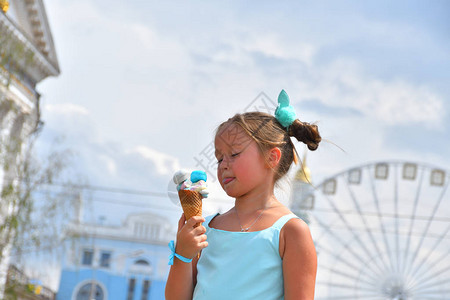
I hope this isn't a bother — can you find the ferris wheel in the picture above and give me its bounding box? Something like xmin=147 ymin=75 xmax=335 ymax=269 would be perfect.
xmin=305 ymin=161 xmax=450 ymax=299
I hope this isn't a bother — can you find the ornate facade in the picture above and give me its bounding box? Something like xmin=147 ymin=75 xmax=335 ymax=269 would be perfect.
xmin=0 ymin=0 xmax=59 ymax=296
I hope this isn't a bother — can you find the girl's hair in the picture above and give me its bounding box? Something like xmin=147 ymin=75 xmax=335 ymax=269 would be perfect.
xmin=216 ymin=112 xmax=321 ymax=182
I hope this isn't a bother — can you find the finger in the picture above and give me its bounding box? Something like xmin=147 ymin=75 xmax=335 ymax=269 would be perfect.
xmin=194 ymin=233 xmax=207 ymax=244
xmin=199 ymin=241 xmax=208 ymax=249
xmin=197 ymin=234 xmax=207 ymax=243
xmin=193 ymin=225 xmax=207 ymax=235
xmin=177 ymin=213 xmax=186 ymax=231
xmin=186 ymin=216 xmax=205 ymax=227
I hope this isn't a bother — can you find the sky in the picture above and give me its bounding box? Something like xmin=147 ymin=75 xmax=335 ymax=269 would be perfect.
xmin=21 ymin=0 xmax=450 ymax=291
xmin=35 ymin=0 xmax=450 ymax=225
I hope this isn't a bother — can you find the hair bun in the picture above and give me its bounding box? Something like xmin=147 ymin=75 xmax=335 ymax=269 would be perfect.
xmin=288 ymin=119 xmax=321 ymax=151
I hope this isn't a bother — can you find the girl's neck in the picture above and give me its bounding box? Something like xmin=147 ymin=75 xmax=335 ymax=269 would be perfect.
xmin=234 ymin=188 xmax=277 ymax=214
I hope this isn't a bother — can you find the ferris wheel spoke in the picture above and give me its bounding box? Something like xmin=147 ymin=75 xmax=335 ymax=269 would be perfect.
xmin=401 ymin=166 xmax=425 ymax=275
xmin=345 ymin=178 xmax=391 ymax=274
xmin=413 ymin=296 xmax=450 ymax=300
xmin=393 ymin=164 xmax=401 ymax=274
xmin=319 ymin=192 xmax=387 ymax=276
xmin=314 ymin=238 xmax=380 ymax=283
xmin=319 ymin=264 xmax=377 ymax=288
xmin=317 ymin=252 xmax=371 ymax=282
xmin=313 ymin=216 xmax=383 ymax=281
xmin=415 ymin=288 xmax=450 ymax=295
xmin=368 ymin=170 xmax=395 ymax=273
xmin=315 ymin=294 xmax=380 ymax=300
xmin=404 ymin=223 xmax=450 ymax=289
xmin=403 ymin=178 xmax=450 ymax=276
xmin=316 ymin=244 xmax=377 ymax=281
xmin=407 ymin=249 xmax=450 ymax=292
xmin=409 ymin=275 xmax=450 ymax=295
xmin=317 ymin=281 xmax=379 ymax=294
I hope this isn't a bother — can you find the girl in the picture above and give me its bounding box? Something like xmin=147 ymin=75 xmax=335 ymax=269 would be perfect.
xmin=166 ymin=90 xmax=321 ymax=300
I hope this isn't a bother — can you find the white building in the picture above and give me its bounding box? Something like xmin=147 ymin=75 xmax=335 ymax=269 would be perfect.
xmin=0 ymin=0 xmax=60 ymax=296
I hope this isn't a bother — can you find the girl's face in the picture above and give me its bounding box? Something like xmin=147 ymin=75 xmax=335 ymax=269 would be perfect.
xmin=215 ymin=124 xmax=273 ymax=198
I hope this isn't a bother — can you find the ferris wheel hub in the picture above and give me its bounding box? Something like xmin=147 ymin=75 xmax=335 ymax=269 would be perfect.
xmin=381 ymin=274 xmax=410 ymax=299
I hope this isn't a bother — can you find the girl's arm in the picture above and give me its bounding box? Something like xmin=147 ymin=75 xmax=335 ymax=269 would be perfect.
xmin=165 ymin=215 xmax=208 ymax=300
xmin=281 ymin=218 xmax=317 ymax=300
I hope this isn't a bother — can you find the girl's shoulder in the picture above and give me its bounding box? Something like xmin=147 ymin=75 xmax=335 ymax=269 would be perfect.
xmin=279 ymin=214 xmax=312 ymax=258
xmin=273 ymin=204 xmax=309 ymax=234
xmin=281 ymin=216 xmax=310 ymax=235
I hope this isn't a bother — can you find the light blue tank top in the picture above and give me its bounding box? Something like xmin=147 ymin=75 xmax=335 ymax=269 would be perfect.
xmin=193 ymin=213 xmax=299 ymax=300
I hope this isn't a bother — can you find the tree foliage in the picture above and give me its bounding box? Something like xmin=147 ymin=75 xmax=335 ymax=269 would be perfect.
xmin=1 ymin=23 xmax=81 ymax=298
xmin=0 ymin=123 xmax=82 ymax=299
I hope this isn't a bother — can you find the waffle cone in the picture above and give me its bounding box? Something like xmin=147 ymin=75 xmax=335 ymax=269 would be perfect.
xmin=178 ymin=190 xmax=203 ymax=227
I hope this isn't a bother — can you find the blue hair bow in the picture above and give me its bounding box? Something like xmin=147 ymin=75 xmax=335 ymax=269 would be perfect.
xmin=274 ymin=89 xmax=297 ymax=128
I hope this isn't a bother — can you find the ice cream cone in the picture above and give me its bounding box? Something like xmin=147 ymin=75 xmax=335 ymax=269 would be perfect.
xmin=178 ymin=189 xmax=203 ymax=227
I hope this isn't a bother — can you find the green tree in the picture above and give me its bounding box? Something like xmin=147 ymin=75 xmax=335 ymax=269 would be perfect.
xmin=1 ymin=27 xmax=80 ymax=299
xmin=0 ymin=115 xmax=83 ymax=299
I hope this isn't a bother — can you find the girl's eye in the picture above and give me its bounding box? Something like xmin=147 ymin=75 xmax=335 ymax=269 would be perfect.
xmin=217 ymin=152 xmax=240 ymax=164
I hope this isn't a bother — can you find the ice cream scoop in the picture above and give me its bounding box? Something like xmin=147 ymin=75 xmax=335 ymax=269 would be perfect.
xmin=172 ymin=170 xmax=208 ymax=227
xmin=173 ymin=169 xmax=190 ymax=185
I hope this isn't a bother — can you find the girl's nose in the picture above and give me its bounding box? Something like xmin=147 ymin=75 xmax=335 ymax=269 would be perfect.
xmin=219 ymin=157 xmax=230 ymax=169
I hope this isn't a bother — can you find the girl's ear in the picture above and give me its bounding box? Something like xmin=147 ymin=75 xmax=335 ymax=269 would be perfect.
xmin=267 ymin=147 xmax=282 ymax=169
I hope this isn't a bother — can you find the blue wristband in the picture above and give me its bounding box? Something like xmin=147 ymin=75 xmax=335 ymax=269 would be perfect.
xmin=168 ymin=240 xmax=193 ymax=265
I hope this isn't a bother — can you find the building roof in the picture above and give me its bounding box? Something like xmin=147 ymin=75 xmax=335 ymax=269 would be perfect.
xmin=67 ymin=212 xmax=175 ymax=246
xmin=1 ymin=0 xmax=60 ymax=82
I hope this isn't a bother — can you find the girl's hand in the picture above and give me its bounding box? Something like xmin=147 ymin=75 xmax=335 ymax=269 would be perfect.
xmin=175 ymin=214 xmax=208 ymax=259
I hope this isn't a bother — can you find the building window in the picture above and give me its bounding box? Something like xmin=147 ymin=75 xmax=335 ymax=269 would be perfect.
xmin=129 ymin=259 xmax=152 ymax=275
xmin=141 ymin=280 xmax=151 ymax=300
xmin=76 ymin=282 xmax=104 ymax=300
xmin=100 ymin=251 xmax=111 ymax=268
xmin=82 ymin=249 xmax=93 ymax=266
xmin=151 ymin=225 xmax=161 ymax=239
xmin=135 ymin=259 xmax=150 ymax=266
xmin=127 ymin=278 xmax=136 ymax=300
xmin=134 ymin=222 xmax=161 ymax=240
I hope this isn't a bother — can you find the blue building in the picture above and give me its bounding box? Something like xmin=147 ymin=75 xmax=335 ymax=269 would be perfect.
xmin=57 ymin=212 xmax=175 ymax=300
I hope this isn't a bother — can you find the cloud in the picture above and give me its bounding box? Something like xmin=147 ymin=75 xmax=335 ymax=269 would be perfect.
xmin=300 ymin=99 xmax=362 ymax=117
xmin=299 ymin=58 xmax=445 ymax=127
xmin=131 ymin=146 xmax=181 ymax=176
xmin=241 ymin=34 xmax=316 ymax=66
xmin=44 ymin=103 xmax=90 ymax=116
xmin=39 ymin=0 xmax=450 ymax=206
xmin=98 ymin=154 xmax=117 ymax=175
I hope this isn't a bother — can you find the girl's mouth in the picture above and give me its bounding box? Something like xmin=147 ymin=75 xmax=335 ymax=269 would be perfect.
xmin=222 ymin=177 xmax=235 ymax=185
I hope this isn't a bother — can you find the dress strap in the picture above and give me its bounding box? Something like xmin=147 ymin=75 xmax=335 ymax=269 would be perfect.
xmin=271 ymin=213 xmax=299 ymax=230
